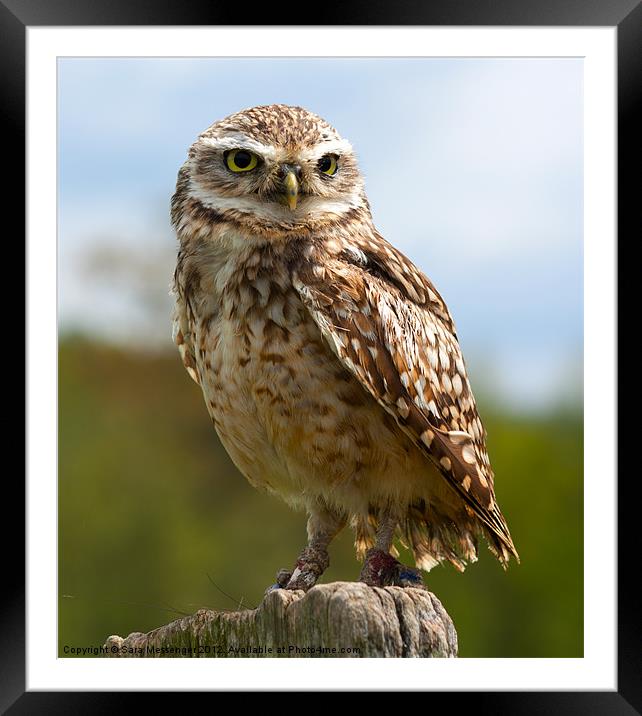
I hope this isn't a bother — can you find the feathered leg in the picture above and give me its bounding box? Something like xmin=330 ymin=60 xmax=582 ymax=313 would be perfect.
xmin=270 ymin=505 xmax=346 ymax=593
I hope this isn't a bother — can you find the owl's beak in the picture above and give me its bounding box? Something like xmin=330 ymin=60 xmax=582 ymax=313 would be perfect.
xmin=282 ymin=169 xmax=299 ymax=211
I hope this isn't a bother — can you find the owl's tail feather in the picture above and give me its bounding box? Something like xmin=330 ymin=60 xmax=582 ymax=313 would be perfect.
xmin=353 ymin=505 xmax=517 ymax=573
xmin=484 ymin=523 xmax=520 ymax=569
xmin=402 ymin=507 xmax=480 ymax=573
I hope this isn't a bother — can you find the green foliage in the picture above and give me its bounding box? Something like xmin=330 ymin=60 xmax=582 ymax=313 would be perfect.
xmin=59 ymin=337 xmax=582 ymax=657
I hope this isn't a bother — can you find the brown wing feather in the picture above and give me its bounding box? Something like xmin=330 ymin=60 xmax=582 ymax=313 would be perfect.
xmin=172 ymin=250 xmax=200 ymax=386
xmin=294 ymin=239 xmax=518 ymax=564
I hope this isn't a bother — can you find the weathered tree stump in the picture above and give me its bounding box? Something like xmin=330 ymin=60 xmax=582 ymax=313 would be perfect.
xmin=103 ymin=581 xmax=457 ymax=658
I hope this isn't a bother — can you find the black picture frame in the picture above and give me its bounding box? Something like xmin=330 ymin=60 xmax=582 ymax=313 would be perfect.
xmin=7 ymin=0 xmax=635 ymax=711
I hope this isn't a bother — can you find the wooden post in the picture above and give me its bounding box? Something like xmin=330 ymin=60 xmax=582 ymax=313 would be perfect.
xmin=103 ymin=581 xmax=457 ymax=658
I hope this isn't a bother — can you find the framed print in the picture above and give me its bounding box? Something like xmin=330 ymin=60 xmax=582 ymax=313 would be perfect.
xmin=7 ymin=0 xmax=636 ymax=710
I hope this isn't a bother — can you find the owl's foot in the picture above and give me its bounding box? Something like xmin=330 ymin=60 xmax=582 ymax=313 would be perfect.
xmin=265 ymin=547 xmax=330 ymax=594
xmin=264 ymin=568 xmax=293 ymax=596
xmin=275 ymin=568 xmax=293 ymax=587
xmin=283 ymin=545 xmax=330 ymax=592
xmin=359 ymin=548 xmax=426 ymax=589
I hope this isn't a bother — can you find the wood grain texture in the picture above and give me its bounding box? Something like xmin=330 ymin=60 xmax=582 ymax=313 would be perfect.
xmin=103 ymin=582 xmax=458 ymax=658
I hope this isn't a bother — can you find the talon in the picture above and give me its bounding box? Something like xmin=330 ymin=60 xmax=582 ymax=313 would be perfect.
xmin=264 ymin=583 xmax=282 ymax=595
xmin=283 ymin=545 xmax=330 ymax=591
xmin=397 ymin=567 xmax=426 ymax=589
xmin=360 ymin=548 xmax=425 ymax=588
xmin=275 ymin=568 xmax=292 ymax=588
xmin=264 ymin=568 xmax=293 ymax=596
xmin=284 ymin=564 xmax=320 ymax=591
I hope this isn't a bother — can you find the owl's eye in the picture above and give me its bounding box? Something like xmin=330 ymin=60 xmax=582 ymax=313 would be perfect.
xmin=318 ymin=154 xmax=338 ymax=176
xmin=225 ymin=149 xmax=259 ymax=173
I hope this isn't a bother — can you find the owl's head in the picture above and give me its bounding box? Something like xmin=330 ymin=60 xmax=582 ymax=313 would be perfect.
xmin=174 ymin=104 xmax=368 ymax=238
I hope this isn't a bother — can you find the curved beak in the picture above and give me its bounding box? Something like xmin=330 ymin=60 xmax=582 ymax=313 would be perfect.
xmin=282 ymin=169 xmax=299 ymax=211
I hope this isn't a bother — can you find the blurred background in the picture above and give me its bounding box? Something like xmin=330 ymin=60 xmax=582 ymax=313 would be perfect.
xmin=58 ymin=57 xmax=583 ymax=657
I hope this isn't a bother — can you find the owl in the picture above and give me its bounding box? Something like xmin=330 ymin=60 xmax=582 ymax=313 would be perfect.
xmin=171 ymin=104 xmax=518 ymax=592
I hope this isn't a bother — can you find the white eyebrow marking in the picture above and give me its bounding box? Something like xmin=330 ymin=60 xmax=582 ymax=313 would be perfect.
xmin=199 ymin=134 xmax=278 ymax=161
xmin=296 ymin=138 xmax=354 ymax=162
xmin=199 ymin=135 xmax=354 ymax=165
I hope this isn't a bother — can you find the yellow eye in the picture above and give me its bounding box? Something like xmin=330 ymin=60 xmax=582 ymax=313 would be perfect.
xmin=225 ymin=149 xmax=259 ymax=173
xmin=318 ymin=154 xmax=338 ymax=176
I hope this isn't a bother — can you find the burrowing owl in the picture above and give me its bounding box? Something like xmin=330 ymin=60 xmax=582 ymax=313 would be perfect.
xmin=171 ymin=104 xmax=518 ymax=591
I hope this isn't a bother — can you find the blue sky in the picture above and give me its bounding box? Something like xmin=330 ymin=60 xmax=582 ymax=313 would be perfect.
xmin=58 ymin=57 xmax=583 ymax=411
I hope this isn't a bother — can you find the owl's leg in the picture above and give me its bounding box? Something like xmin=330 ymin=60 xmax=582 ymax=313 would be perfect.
xmin=359 ymin=506 xmax=424 ymax=588
xmin=276 ymin=507 xmax=346 ymax=592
